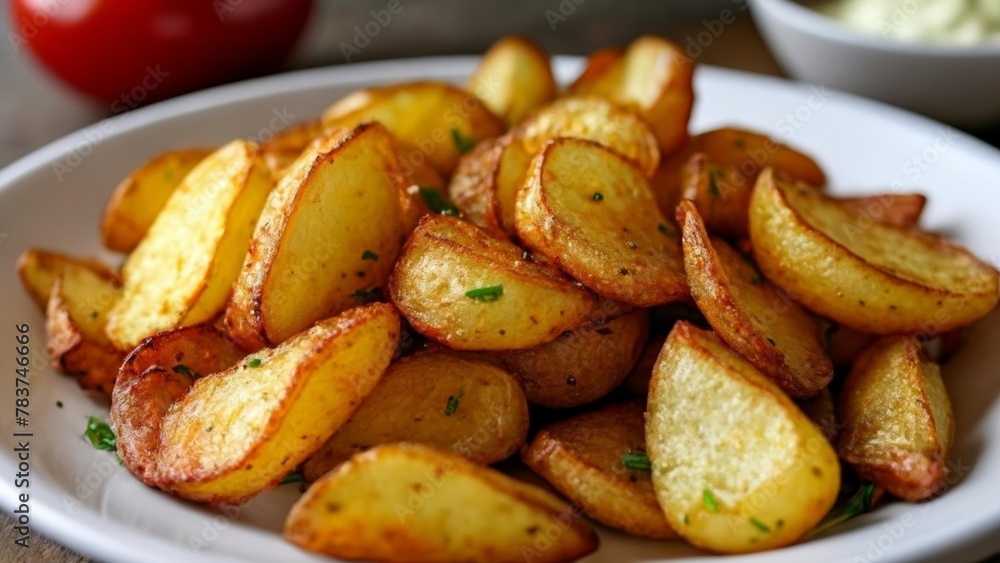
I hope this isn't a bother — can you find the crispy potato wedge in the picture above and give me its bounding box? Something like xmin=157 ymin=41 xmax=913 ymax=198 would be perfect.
xmin=678 ymin=201 xmax=833 ymax=397
xmin=647 ymin=322 xmax=840 ymax=553
xmin=825 ymin=323 xmax=874 ymax=367
xmin=106 ymin=140 xmax=273 ymax=350
xmin=111 ymin=325 xmax=244 ymax=484
xmin=569 ymin=35 xmax=694 ymax=155
xmin=321 ymin=81 xmax=505 ymax=176
xmin=569 ymin=47 xmax=623 ymax=92
xmin=748 ymin=169 xmax=1000 ymax=334
xmin=495 ymin=310 xmax=648 ymax=408
xmin=45 ymin=273 xmax=125 ymax=395
xmin=153 ymin=303 xmax=400 ymax=504
xmin=225 ymin=123 xmax=406 ymax=350
xmin=101 ymin=148 xmax=214 ymax=253
xmin=523 ymin=399 xmax=677 ymax=539
xmin=516 ymin=137 xmax=687 ymax=307
xmin=260 ymin=119 xmax=325 ymax=176
xmin=448 ymin=137 xmax=508 ymax=237
xmin=797 ymin=387 xmax=838 ymax=444
xmin=469 ymin=36 xmax=557 ymax=127
xmin=303 ymin=351 xmax=528 ymax=481
xmin=654 ymin=128 xmax=826 ymax=229
xmin=17 ymin=249 xmax=119 ymax=310
xmin=837 ymin=336 xmax=955 ymax=501
xmin=621 ymin=334 xmax=666 ymax=396
xmin=285 ymin=443 xmax=599 ymax=563
xmin=838 ymin=193 xmax=927 ymax=229
xmin=390 ymin=214 xmax=595 ymax=350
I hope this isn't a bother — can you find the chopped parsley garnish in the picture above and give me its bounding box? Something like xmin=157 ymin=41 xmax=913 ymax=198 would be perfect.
xmin=56 ymin=401 xmax=63 ymax=408
xmin=418 ymin=186 xmax=460 ymax=216
xmin=703 ymin=489 xmax=720 ymax=512
xmin=84 ymin=417 xmax=116 ymax=452
xmin=592 ymin=192 xmax=604 ymax=201
xmin=658 ymin=222 xmax=672 ymax=235
xmin=172 ymin=364 xmax=201 ymax=378
xmin=361 ymin=250 xmax=379 ymax=261
xmin=248 ymin=358 xmax=262 ymax=368
xmin=450 ymin=128 xmax=476 ymax=155
xmin=351 ymin=287 xmax=381 ymax=304
xmin=809 ymin=482 xmax=876 ymax=538
xmin=621 ymin=452 xmax=651 ymax=472
xmin=708 ymin=171 xmax=722 ymax=199
xmin=280 ymin=472 xmax=304 ymax=485
xmin=444 ymin=390 xmax=464 ymax=416
xmin=750 ymin=517 xmax=771 ymax=533
xmin=683 ymin=514 xmax=691 ymax=525
xmin=466 ymin=284 xmax=503 ymax=302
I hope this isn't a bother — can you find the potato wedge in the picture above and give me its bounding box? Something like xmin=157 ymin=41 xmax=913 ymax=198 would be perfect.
xmin=225 ymin=123 xmax=406 ymax=350
xmin=46 ymin=273 xmax=125 ymax=395
xmin=838 ymin=193 xmax=926 ymax=229
xmin=321 ymin=81 xmax=505 ymax=175
xmin=647 ymin=322 xmax=840 ymax=553
xmin=495 ymin=310 xmax=648 ymax=408
xmin=569 ymin=35 xmax=694 ymax=155
xmin=837 ymin=336 xmax=955 ymax=501
xmin=260 ymin=119 xmax=325 ymax=176
xmin=569 ymin=47 xmax=623 ymax=92
xmin=523 ymin=399 xmax=677 ymax=539
xmin=303 ymin=351 xmax=528 ymax=481
xmin=111 ymin=325 xmax=244 ymax=484
xmin=106 ymin=140 xmax=273 ymax=350
xmin=748 ymin=168 xmax=1000 ymax=334
xmin=389 ymin=214 xmax=595 ymax=350
xmin=469 ymin=36 xmax=557 ymax=127
xmin=153 ymin=303 xmax=400 ymax=504
xmin=448 ymin=137 xmax=507 ymax=236
xmin=285 ymin=443 xmax=599 ymax=563
xmin=678 ymin=201 xmax=833 ymax=397
xmin=101 ymin=148 xmax=214 ymax=252
xmin=516 ymin=137 xmax=687 ymax=307
xmin=17 ymin=249 xmax=119 ymax=311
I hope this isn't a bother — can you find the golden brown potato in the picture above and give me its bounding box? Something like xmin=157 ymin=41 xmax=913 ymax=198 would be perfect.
xmin=838 ymin=193 xmax=927 ymax=229
xmin=523 ymin=399 xmax=677 ymax=539
xmin=260 ymin=119 xmax=325 ymax=176
xmin=469 ymin=36 xmax=557 ymax=127
xmin=621 ymin=334 xmax=665 ymax=396
xmin=825 ymin=323 xmax=874 ymax=367
xmin=285 ymin=443 xmax=599 ymax=563
xmin=225 ymin=123 xmax=407 ymax=350
xmin=17 ymin=249 xmax=119 ymax=310
xmin=678 ymin=201 xmax=833 ymax=397
xmin=106 ymin=140 xmax=273 ymax=350
xmin=447 ymin=137 xmax=508 ymax=237
xmin=679 ymin=152 xmax=758 ymax=239
xmin=389 ymin=214 xmax=595 ymax=350
xmin=150 ymin=303 xmax=400 ymax=504
xmin=837 ymin=336 xmax=955 ymax=501
xmin=569 ymin=35 xmax=695 ymax=155
xmin=569 ymin=47 xmax=623 ymax=92
xmin=653 ymin=128 xmax=826 ymax=229
xmin=647 ymin=322 xmax=840 ymax=553
xmin=748 ymin=168 xmax=1000 ymax=334
xmin=495 ymin=310 xmax=648 ymax=408
xmin=111 ymin=325 xmax=245 ymax=484
xmin=45 ymin=273 xmax=125 ymax=395
xmin=516 ymin=137 xmax=687 ymax=307
xmin=303 ymin=351 xmax=528 ymax=481
xmin=797 ymin=387 xmax=838 ymax=444
xmin=321 ymin=81 xmax=505 ymax=176
xmin=101 ymin=148 xmax=213 ymax=253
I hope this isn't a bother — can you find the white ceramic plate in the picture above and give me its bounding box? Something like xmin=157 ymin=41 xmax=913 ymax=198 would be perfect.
xmin=1 ymin=57 xmax=999 ymax=563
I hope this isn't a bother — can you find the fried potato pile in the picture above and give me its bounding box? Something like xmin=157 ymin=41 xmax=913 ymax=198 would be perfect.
xmin=18 ymin=32 xmax=997 ymax=562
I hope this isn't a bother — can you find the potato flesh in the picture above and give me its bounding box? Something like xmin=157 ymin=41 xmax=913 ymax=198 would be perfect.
xmin=469 ymin=36 xmax=557 ymax=127
xmin=647 ymin=322 xmax=840 ymax=553
xmin=260 ymin=119 xmax=324 ymax=176
xmin=156 ymin=304 xmax=399 ymax=503
xmin=225 ymin=123 xmax=406 ymax=349
xmin=303 ymin=352 xmax=529 ymax=481
xmin=516 ymin=137 xmax=687 ymax=307
xmin=107 ymin=140 xmax=273 ymax=349
xmin=17 ymin=249 xmax=118 ymax=311
xmin=285 ymin=443 xmax=598 ymax=563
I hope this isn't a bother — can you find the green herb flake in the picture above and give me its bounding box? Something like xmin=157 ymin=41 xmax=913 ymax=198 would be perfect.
xmin=444 ymin=390 xmax=465 ymax=416
xmin=683 ymin=514 xmax=691 ymax=525
xmin=703 ymin=489 xmax=720 ymax=513
xmin=658 ymin=222 xmax=673 ymax=235
xmin=172 ymin=364 xmax=201 ymax=378
xmin=466 ymin=284 xmax=503 ymax=302
xmin=450 ymin=128 xmax=476 ymax=155
xmin=56 ymin=401 xmax=64 ymax=408
xmin=750 ymin=517 xmax=771 ymax=533
xmin=417 ymin=186 xmax=460 ymax=216
xmin=708 ymin=171 xmax=722 ymax=199
xmin=84 ymin=417 xmax=117 ymax=452
xmin=280 ymin=472 xmax=304 ymax=485
xmin=808 ymin=482 xmax=876 ymax=538
xmin=592 ymin=192 xmax=604 ymax=201
xmin=361 ymin=250 xmax=379 ymax=261
xmin=351 ymin=287 xmax=381 ymax=304
xmin=248 ymin=358 xmax=262 ymax=368
xmin=621 ymin=451 xmax=652 ymax=472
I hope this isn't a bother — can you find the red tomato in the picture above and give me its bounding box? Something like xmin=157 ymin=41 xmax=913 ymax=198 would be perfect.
xmin=10 ymin=0 xmax=312 ymax=109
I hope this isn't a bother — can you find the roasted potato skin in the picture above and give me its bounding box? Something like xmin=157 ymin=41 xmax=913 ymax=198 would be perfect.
xmin=286 ymin=443 xmax=599 ymax=563
xmin=260 ymin=119 xmax=325 ymax=176
xmin=523 ymin=399 xmax=677 ymax=539
xmin=496 ymin=309 xmax=648 ymax=408
xmin=838 ymin=193 xmax=926 ymax=229
xmin=749 ymin=168 xmax=1000 ymax=334
xmin=647 ymin=322 xmax=840 ymax=553
xmin=17 ymin=249 xmax=119 ymax=311
xmin=389 ymin=214 xmax=596 ymax=350
xmin=303 ymin=351 xmax=529 ymax=482
xmin=448 ymin=137 xmax=508 ymax=237
xmin=837 ymin=336 xmax=955 ymax=502
xmin=469 ymin=36 xmax=557 ymax=127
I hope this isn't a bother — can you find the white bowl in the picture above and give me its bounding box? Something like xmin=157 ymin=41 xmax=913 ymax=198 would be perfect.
xmin=749 ymin=0 xmax=1000 ymax=127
